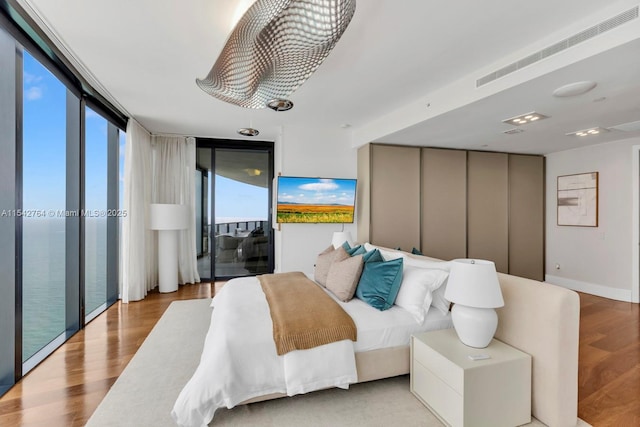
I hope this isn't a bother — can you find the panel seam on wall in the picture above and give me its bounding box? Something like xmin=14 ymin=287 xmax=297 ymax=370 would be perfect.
xmin=507 ymin=155 xmax=512 ymax=275
xmin=465 ymin=150 xmax=469 ymax=259
xmin=419 ymin=147 xmax=424 ymax=252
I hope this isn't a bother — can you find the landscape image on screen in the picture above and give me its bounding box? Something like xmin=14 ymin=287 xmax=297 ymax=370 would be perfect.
xmin=276 ymin=177 xmax=357 ymax=223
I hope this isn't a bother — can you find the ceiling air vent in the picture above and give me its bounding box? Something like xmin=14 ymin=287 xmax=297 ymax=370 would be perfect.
xmin=503 ymin=128 xmax=524 ymax=135
xmin=476 ymin=6 xmax=639 ymax=88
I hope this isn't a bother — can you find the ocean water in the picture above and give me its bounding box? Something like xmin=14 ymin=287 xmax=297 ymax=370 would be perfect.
xmin=22 ymin=217 xmax=106 ymax=362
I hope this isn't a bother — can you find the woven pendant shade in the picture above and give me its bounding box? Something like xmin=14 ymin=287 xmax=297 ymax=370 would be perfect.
xmin=196 ymin=0 xmax=356 ymax=109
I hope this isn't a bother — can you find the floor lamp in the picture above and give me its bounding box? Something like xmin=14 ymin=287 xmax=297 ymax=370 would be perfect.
xmin=150 ymin=203 xmax=189 ymax=293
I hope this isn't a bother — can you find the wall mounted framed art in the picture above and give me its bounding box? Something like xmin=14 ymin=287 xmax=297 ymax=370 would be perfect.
xmin=557 ymin=172 xmax=598 ymax=227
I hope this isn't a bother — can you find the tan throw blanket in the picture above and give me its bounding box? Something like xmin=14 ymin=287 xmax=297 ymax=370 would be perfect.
xmin=259 ymin=271 xmax=357 ymax=355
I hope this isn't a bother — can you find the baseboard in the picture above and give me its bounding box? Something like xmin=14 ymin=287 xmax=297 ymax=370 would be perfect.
xmin=545 ymin=274 xmax=633 ymax=302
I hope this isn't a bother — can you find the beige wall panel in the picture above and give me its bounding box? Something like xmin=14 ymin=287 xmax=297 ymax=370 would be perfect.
xmin=356 ymin=144 xmax=371 ymax=244
xmin=371 ymin=145 xmax=421 ymax=250
xmin=421 ymin=148 xmax=467 ymax=260
xmin=467 ymin=151 xmax=509 ymax=273
xmin=509 ymin=154 xmax=544 ymax=280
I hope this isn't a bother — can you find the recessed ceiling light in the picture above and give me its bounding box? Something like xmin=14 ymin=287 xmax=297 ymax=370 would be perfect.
xmin=566 ymin=127 xmax=609 ymax=137
xmin=237 ymin=127 xmax=260 ymax=136
xmin=552 ymin=81 xmax=597 ymax=97
xmin=266 ymin=99 xmax=294 ymax=111
xmin=502 ymin=112 xmax=549 ymax=126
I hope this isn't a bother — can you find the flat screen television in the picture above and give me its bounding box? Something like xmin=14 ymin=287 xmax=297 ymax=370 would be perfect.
xmin=276 ymin=176 xmax=357 ymax=223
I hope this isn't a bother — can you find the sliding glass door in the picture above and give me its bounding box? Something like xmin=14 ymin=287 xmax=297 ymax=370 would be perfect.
xmin=196 ymin=140 xmax=274 ymax=280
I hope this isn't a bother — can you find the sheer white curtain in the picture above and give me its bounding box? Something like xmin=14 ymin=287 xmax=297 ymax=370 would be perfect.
xmin=120 ymin=125 xmax=200 ymax=302
xmin=120 ymin=120 xmax=156 ymax=302
xmin=152 ymin=136 xmax=200 ymax=285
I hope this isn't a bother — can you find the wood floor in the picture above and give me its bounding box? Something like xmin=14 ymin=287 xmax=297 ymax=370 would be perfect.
xmin=0 ymin=284 xmax=638 ymax=427
xmin=577 ymin=293 xmax=640 ymax=426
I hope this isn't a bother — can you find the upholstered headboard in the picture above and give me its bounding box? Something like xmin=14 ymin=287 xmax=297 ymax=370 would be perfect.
xmin=495 ymin=272 xmax=580 ymax=427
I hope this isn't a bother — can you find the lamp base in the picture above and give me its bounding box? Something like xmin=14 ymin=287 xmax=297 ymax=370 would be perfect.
xmin=158 ymin=230 xmax=179 ymax=293
xmin=451 ymin=304 xmax=498 ymax=348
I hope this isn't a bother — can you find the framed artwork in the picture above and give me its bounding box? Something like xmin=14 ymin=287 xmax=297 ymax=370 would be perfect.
xmin=557 ymin=172 xmax=598 ymax=227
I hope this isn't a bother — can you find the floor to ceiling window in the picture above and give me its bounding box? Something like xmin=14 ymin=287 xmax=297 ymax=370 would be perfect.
xmin=0 ymin=7 xmax=126 ymax=391
xmin=0 ymin=24 xmax=18 ymax=396
xmin=83 ymin=108 xmax=123 ymax=322
xmin=196 ymin=140 xmax=274 ymax=280
xmin=21 ymin=50 xmax=70 ymax=365
xmin=84 ymin=106 xmax=109 ymax=318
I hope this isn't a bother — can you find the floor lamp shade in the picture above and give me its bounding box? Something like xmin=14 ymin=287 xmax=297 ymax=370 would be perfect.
xmin=331 ymin=231 xmax=353 ymax=249
xmin=150 ymin=204 xmax=189 ymax=293
xmin=444 ymin=259 xmax=504 ymax=348
xmin=150 ymin=204 xmax=189 ymax=230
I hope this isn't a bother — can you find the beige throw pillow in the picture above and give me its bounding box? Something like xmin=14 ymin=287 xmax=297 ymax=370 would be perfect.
xmin=315 ymin=245 xmax=338 ymax=286
xmin=326 ymin=252 xmax=364 ymax=302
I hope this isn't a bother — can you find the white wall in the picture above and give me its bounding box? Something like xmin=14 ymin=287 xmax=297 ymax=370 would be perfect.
xmin=545 ymin=136 xmax=639 ymax=301
xmin=274 ymin=124 xmax=357 ymax=274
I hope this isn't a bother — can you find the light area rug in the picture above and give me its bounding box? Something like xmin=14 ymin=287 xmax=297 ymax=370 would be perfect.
xmin=87 ymin=298 xmax=591 ymax=427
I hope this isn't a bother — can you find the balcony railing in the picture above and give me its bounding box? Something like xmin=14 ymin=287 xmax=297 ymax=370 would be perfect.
xmin=212 ymin=220 xmax=268 ymax=236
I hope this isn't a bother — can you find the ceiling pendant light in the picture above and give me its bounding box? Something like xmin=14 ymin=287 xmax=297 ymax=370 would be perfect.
xmin=238 ymin=115 xmax=260 ymax=136
xmin=196 ymin=0 xmax=357 ymax=110
xmin=237 ymin=127 xmax=260 ymax=137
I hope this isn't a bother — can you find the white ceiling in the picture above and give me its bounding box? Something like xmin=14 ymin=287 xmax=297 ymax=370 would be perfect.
xmin=20 ymin=0 xmax=640 ymax=155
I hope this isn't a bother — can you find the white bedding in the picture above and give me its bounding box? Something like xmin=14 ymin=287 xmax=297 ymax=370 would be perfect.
xmin=171 ymin=275 xmax=451 ymax=427
xmin=332 ymin=287 xmax=452 ymax=352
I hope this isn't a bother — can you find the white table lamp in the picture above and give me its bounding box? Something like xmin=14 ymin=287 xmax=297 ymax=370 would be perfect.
xmin=331 ymin=231 xmax=353 ymax=249
xmin=150 ymin=203 xmax=189 ymax=293
xmin=444 ymin=259 xmax=504 ymax=348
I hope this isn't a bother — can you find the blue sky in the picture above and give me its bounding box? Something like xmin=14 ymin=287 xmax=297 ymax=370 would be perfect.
xmin=277 ymin=177 xmax=356 ymax=206
xmin=214 ymin=174 xmax=268 ymax=222
xmin=22 ymin=50 xmax=67 ymax=212
xmin=23 ymin=50 xmax=115 ymax=212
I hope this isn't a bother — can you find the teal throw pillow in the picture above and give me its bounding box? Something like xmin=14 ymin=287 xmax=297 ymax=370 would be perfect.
xmin=363 ymin=248 xmax=383 ymax=263
xmin=411 ymin=247 xmax=423 ymax=255
xmin=341 ymin=241 xmax=351 ymax=251
xmin=356 ymin=257 xmax=403 ymax=311
xmin=347 ymin=244 xmax=366 ymax=256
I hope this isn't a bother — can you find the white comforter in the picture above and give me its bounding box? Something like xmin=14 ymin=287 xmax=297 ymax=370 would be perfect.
xmin=171 ymin=277 xmax=357 ymax=427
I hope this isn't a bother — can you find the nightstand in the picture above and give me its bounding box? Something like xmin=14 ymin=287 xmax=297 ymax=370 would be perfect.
xmin=411 ymin=328 xmax=531 ymax=427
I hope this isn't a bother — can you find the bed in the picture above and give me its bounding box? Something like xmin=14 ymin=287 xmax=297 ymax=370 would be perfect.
xmin=172 ymin=243 xmax=581 ymax=427
xmin=171 ymin=245 xmax=453 ymax=427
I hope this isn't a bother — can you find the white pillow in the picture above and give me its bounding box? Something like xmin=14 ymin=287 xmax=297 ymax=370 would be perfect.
xmin=431 ymin=280 xmax=451 ymax=315
xmin=363 ymin=242 xmax=403 ymax=261
xmin=394 ymin=265 xmax=449 ymax=324
xmin=400 ymin=255 xmax=452 ymax=316
xmin=402 ymin=254 xmax=452 ymax=271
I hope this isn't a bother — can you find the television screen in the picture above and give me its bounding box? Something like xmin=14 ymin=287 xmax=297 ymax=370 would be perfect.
xmin=276 ymin=176 xmax=357 ymax=223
